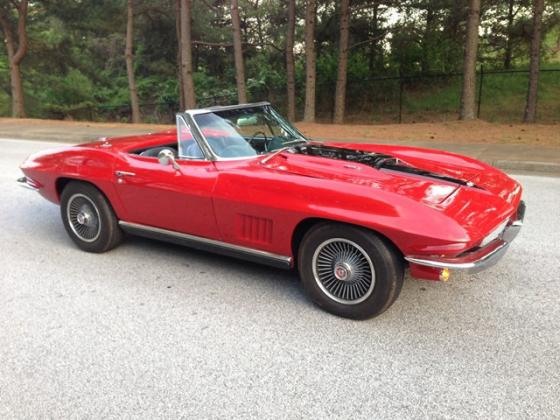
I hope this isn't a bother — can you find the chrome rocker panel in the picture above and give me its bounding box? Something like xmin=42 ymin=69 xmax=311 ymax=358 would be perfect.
xmin=405 ymin=201 xmax=525 ymax=274
xmin=118 ymin=221 xmax=293 ymax=270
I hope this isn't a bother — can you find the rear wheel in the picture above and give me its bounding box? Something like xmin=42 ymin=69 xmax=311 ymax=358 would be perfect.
xmin=298 ymin=223 xmax=404 ymax=319
xmin=60 ymin=181 xmax=122 ymax=253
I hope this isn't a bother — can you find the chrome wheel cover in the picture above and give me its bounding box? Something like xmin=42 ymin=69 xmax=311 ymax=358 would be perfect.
xmin=66 ymin=193 xmax=101 ymax=243
xmin=312 ymin=238 xmax=375 ymax=305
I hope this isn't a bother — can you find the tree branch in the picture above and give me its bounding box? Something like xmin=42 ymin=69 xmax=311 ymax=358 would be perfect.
xmin=12 ymin=0 xmax=27 ymax=65
xmin=193 ymin=40 xmax=233 ymax=47
xmin=199 ymin=0 xmax=221 ymax=12
xmin=0 ymin=10 xmax=16 ymax=60
xmin=349 ymin=31 xmax=388 ymax=50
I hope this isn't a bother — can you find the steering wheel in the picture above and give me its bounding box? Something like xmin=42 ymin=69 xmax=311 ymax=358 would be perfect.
xmin=249 ymin=131 xmax=271 ymax=152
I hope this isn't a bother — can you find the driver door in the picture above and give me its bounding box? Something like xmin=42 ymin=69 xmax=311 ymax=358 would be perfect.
xmin=112 ymin=117 xmax=221 ymax=240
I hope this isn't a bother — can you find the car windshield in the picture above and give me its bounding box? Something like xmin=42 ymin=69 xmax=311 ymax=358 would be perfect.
xmin=192 ymin=105 xmax=307 ymax=159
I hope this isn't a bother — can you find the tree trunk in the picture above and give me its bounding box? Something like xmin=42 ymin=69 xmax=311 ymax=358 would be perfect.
xmin=175 ymin=0 xmax=185 ymax=110
xmin=0 ymin=1 xmax=28 ymax=118
xmin=10 ymin=63 xmax=25 ymax=118
xmin=286 ymin=0 xmax=296 ymax=121
xmin=231 ymin=0 xmax=247 ymax=103
xmin=254 ymin=0 xmax=265 ymax=50
xmin=523 ymin=0 xmax=545 ymax=123
xmin=303 ymin=0 xmax=317 ymax=122
xmin=368 ymin=3 xmax=380 ymax=74
xmin=125 ymin=0 xmax=141 ymax=123
xmin=333 ymin=0 xmax=350 ymax=124
xmin=460 ymin=0 xmax=481 ymax=121
xmin=180 ymin=0 xmax=196 ymax=108
xmin=446 ymin=0 xmax=463 ymax=38
xmin=503 ymin=0 xmax=515 ymax=69
xmin=421 ymin=6 xmax=435 ymax=74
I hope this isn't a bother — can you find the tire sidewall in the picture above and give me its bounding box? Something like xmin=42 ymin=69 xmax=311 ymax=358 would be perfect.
xmin=60 ymin=182 xmax=121 ymax=253
xmin=298 ymin=223 xmax=403 ymax=319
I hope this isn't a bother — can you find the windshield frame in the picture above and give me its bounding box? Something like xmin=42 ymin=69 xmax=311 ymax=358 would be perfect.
xmin=179 ymin=102 xmax=308 ymax=161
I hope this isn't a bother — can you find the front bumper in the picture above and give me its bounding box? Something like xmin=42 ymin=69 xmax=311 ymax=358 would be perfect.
xmin=405 ymin=201 xmax=525 ymax=274
xmin=17 ymin=176 xmax=40 ymax=191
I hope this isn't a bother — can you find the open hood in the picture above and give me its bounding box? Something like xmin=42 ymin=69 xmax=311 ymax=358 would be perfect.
xmin=260 ymin=143 xmax=479 ymax=206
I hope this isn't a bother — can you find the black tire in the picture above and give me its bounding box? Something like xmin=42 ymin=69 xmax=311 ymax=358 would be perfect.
xmin=60 ymin=181 xmax=123 ymax=253
xmin=298 ymin=223 xmax=404 ymax=320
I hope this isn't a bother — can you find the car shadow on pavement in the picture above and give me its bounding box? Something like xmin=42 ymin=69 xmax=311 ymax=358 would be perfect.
xmin=8 ymin=193 xmax=484 ymax=322
xmin=120 ymin=234 xmax=312 ymax=303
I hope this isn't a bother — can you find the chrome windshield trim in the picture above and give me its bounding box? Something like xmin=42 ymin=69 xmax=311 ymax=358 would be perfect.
xmin=118 ymin=221 xmax=292 ymax=269
xmin=176 ymin=113 xmax=217 ymax=161
xmin=185 ymin=101 xmax=272 ymax=116
xmin=180 ymin=103 xmax=307 ymax=162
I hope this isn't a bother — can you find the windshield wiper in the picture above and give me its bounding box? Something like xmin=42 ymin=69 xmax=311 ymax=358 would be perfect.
xmin=260 ymin=146 xmax=293 ymax=163
xmin=282 ymin=139 xmax=308 ymax=146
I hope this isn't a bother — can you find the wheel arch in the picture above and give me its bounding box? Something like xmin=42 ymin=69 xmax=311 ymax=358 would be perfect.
xmin=55 ymin=177 xmax=121 ymax=217
xmin=56 ymin=177 xmax=104 ymax=200
xmin=290 ymin=217 xmax=404 ymax=266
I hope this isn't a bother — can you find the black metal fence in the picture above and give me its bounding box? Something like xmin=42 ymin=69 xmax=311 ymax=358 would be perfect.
xmin=68 ymin=68 xmax=560 ymax=124
xmin=314 ymin=67 xmax=560 ymax=124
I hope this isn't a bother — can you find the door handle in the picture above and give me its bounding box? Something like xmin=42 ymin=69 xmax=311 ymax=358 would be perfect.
xmin=115 ymin=170 xmax=136 ymax=177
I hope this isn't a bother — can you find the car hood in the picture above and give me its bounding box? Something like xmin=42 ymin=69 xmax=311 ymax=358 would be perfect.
xmin=260 ymin=142 xmax=521 ymax=240
xmin=264 ymin=142 xmax=519 ymax=199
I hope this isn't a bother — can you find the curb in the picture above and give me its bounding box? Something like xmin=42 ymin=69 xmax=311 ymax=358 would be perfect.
xmin=491 ymin=160 xmax=560 ymax=174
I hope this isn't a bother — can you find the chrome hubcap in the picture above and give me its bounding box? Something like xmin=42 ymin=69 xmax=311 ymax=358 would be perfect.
xmin=67 ymin=194 xmax=101 ymax=243
xmin=76 ymin=211 xmax=91 ymax=225
xmin=334 ymin=262 xmax=353 ymax=281
xmin=312 ymin=238 xmax=375 ymax=305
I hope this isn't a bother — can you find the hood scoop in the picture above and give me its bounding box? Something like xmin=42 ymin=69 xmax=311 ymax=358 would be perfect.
xmin=289 ymin=144 xmax=477 ymax=188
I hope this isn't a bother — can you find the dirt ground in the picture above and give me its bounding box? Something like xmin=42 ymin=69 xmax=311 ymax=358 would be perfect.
xmin=1 ymin=117 xmax=559 ymax=146
xmin=0 ymin=118 xmax=172 ymax=132
xmin=296 ymin=120 xmax=560 ymax=146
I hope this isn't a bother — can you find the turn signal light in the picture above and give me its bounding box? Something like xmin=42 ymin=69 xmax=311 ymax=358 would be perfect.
xmin=439 ymin=268 xmax=450 ymax=282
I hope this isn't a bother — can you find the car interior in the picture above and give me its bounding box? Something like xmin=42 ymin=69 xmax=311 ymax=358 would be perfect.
xmin=135 ymin=144 xmax=178 ymax=157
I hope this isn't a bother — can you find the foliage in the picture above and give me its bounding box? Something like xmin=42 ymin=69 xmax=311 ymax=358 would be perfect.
xmin=0 ymin=0 xmax=559 ymax=122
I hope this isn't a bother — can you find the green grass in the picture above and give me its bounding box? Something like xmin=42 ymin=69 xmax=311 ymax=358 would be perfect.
xmin=0 ymin=91 xmax=9 ymax=116
xmin=399 ymin=69 xmax=560 ymax=123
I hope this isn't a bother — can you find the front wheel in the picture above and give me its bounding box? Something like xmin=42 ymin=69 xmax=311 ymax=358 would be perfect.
xmin=60 ymin=181 xmax=123 ymax=253
xmin=298 ymin=223 xmax=404 ymax=320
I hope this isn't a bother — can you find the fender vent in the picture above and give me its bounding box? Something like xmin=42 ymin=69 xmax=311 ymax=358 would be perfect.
xmin=237 ymin=215 xmax=273 ymax=244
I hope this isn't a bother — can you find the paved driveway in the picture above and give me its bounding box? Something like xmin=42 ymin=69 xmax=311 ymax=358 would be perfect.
xmin=1 ymin=139 xmax=558 ymax=418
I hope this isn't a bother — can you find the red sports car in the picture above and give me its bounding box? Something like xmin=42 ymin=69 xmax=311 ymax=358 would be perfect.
xmin=18 ymin=102 xmax=525 ymax=319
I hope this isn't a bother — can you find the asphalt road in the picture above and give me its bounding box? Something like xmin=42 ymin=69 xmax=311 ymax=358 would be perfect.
xmin=1 ymin=139 xmax=559 ymax=419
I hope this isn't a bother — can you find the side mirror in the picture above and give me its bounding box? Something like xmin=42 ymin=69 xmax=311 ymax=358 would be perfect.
xmin=158 ymin=149 xmax=180 ymax=170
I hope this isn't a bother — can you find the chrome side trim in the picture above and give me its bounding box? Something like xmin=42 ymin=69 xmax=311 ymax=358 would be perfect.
xmin=115 ymin=170 xmax=136 ymax=177
xmin=118 ymin=221 xmax=292 ymax=269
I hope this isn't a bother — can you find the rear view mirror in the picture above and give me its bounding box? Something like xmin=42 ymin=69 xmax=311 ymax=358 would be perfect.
xmin=237 ymin=116 xmax=258 ymax=127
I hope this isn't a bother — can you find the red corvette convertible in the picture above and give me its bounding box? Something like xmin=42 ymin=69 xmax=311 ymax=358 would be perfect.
xmin=18 ymin=102 xmax=525 ymax=319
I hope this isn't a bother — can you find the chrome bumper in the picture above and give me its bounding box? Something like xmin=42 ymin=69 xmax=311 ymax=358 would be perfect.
xmin=17 ymin=176 xmax=39 ymax=191
xmin=405 ymin=201 xmax=525 ymax=274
